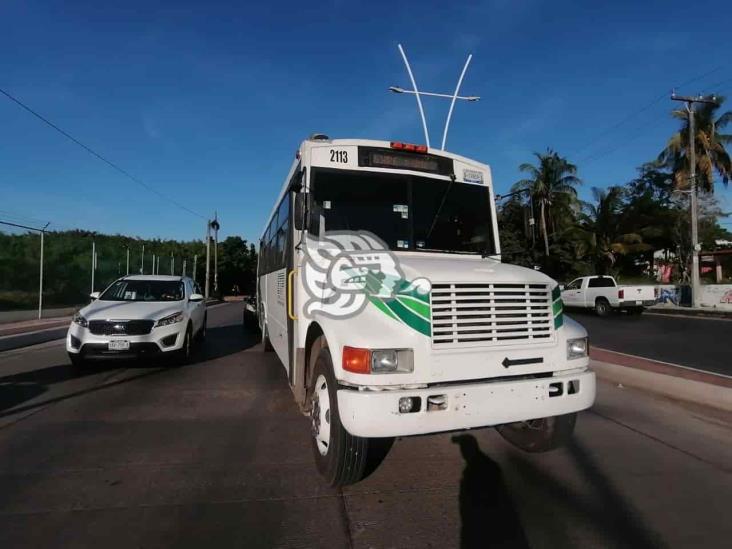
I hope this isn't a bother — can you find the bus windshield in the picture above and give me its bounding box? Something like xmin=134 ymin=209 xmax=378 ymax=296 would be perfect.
xmin=311 ymin=168 xmax=495 ymax=254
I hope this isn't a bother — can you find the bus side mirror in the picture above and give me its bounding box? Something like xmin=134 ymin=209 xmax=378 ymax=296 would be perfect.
xmin=294 ymin=193 xmax=323 ymax=234
xmin=294 ymin=193 xmax=307 ymax=231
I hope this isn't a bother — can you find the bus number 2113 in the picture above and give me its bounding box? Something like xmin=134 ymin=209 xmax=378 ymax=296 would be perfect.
xmin=330 ymin=149 xmax=348 ymax=163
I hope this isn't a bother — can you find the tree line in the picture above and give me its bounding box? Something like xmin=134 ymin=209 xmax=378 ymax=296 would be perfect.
xmin=0 ymin=230 xmax=258 ymax=310
xmin=499 ymin=95 xmax=731 ymax=283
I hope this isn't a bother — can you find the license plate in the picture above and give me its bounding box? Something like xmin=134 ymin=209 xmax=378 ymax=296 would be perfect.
xmin=108 ymin=340 xmax=130 ymax=351
xmin=635 ymin=300 xmax=642 ymax=305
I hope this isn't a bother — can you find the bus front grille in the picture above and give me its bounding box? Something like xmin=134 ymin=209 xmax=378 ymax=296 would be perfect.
xmin=430 ymin=283 xmax=554 ymax=348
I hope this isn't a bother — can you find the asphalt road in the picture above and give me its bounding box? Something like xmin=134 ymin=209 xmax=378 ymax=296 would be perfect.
xmin=0 ymin=303 xmax=730 ymax=548
xmin=569 ymin=309 xmax=732 ymax=377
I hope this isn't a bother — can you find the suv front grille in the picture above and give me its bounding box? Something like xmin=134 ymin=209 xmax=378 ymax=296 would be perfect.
xmin=88 ymin=320 xmax=154 ymax=336
xmin=431 ymin=283 xmax=554 ymax=348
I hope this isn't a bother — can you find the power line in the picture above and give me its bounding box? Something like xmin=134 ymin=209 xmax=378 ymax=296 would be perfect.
xmin=572 ymin=65 xmax=726 ymax=159
xmin=577 ymin=66 xmax=731 ymax=167
xmin=0 ymin=87 xmax=205 ymax=220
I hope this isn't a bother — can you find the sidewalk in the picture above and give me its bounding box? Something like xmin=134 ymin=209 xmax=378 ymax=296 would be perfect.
xmin=647 ymin=303 xmax=732 ymax=319
xmin=591 ymin=347 xmax=732 ymax=412
xmin=0 ymin=317 xmax=71 ymax=338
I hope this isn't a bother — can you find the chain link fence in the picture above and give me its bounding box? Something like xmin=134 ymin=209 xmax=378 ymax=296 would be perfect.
xmin=1 ymin=221 xmax=208 ymax=319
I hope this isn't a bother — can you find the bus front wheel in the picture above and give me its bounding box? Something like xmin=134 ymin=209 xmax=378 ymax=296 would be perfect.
xmin=309 ymin=346 xmax=369 ymax=487
xmin=496 ymin=413 xmax=577 ymax=453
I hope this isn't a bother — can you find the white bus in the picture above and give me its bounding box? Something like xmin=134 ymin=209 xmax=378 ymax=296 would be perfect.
xmin=256 ymin=135 xmax=595 ymax=486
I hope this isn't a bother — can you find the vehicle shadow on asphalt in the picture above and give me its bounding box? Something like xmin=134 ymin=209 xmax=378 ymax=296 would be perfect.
xmin=452 ymin=434 xmax=530 ymax=549
xmin=0 ymin=322 xmax=258 ymax=418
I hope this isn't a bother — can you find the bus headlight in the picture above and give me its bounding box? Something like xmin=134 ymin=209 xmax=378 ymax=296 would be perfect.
xmin=343 ymin=347 xmax=414 ymax=374
xmin=567 ymin=337 xmax=588 ymax=359
xmin=372 ymin=350 xmax=399 ymax=373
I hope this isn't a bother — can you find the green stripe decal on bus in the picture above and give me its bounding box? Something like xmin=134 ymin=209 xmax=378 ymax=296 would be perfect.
xmin=396 ymin=295 xmax=430 ymax=320
xmin=552 ymin=285 xmax=564 ymax=329
xmin=365 ymin=277 xmax=432 ymax=337
xmin=369 ymin=295 xmax=431 ymax=337
xmin=369 ymin=297 xmax=400 ymax=321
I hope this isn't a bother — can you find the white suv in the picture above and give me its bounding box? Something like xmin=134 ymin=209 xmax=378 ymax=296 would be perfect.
xmin=66 ymin=275 xmax=207 ymax=367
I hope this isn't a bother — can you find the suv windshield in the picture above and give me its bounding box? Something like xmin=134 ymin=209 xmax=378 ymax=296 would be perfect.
xmin=100 ymin=279 xmax=185 ymax=302
xmin=311 ymin=168 xmax=495 ymax=254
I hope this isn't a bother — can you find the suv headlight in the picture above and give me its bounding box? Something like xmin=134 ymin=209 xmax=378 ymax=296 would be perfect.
xmin=567 ymin=337 xmax=588 ymax=359
xmin=72 ymin=312 xmax=88 ymax=328
xmin=156 ymin=312 xmax=185 ymax=327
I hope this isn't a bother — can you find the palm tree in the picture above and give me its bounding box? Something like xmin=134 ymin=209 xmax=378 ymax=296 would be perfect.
xmin=658 ymin=95 xmax=732 ymax=193
xmin=512 ymin=150 xmax=581 ymax=256
xmin=577 ymin=187 xmax=651 ymax=274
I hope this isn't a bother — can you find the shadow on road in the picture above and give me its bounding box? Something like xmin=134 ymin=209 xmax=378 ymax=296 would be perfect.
xmin=507 ymin=439 xmax=663 ymax=548
xmin=0 ymin=320 xmax=258 ymax=418
xmin=452 ymin=434 xmax=529 ymax=549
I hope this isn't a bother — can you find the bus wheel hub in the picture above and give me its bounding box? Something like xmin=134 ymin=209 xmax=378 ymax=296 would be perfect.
xmin=312 ymin=374 xmax=331 ymax=456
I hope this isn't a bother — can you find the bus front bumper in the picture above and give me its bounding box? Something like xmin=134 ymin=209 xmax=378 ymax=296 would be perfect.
xmin=337 ymin=370 xmax=596 ymax=438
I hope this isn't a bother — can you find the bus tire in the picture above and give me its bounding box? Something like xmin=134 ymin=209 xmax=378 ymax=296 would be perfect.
xmin=496 ymin=413 xmax=577 ymax=453
xmin=309 ymin=346 xmax=368 ymax=487
xmin=594 ymin=298 xmax=611 ymax=317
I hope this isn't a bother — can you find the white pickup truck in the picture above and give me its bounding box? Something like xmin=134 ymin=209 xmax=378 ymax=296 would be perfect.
xmin=561 ymin=276 xmax=656 ymax=316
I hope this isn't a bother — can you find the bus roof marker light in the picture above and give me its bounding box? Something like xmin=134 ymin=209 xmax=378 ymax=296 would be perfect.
xmin=390 ymin=142 xmax=428 ymax=154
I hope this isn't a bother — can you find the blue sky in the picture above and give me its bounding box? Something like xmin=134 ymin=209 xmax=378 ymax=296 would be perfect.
xmin=1 ymin=0 xmax=731 ymax=242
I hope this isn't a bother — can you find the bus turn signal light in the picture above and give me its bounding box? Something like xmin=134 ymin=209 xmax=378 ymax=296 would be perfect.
xmin=390 ymin=141 xmax=428 ymax=154
xmin=343 ymin=346 xmax=371 ymax=374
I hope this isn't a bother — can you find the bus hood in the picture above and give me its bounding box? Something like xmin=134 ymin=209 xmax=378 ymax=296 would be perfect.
xmin=393 ymin=253 xmax=556 ymax=286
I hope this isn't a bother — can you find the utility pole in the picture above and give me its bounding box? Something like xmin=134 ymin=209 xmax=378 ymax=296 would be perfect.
xmin=193 ymin=254 xmax=198 ymax=285
xmin=212 ymin=214 xmax=220 ymax=296
xmin=182 ymin=259 xmax=187 ymax=277
xmin=170 ymin=253 xmax=174 ymax=275
xmin=126 ymin=246 xmax=130 ymax=275
xmin=140 ymin=244 xmax=145 ymax=274
xmin=38 ymin=222 xmax=49 ymax=319
xmin=671 ymin=92 xmax=718 ymax=308
xmin=205 ymin=220 xmax=211 ymax=298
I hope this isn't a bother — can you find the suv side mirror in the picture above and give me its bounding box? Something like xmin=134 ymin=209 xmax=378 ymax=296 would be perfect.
xmin=189 ymin=293 xmax=204 ymax=302
xmin=90 ymin=291 xmax=100 ymax=300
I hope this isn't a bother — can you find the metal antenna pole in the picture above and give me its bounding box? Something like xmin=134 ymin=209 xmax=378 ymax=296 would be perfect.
xmin=397 ymin=44 xmax=430 ymax=148
xmin=441 ymin=54 xmax=472 ymax=150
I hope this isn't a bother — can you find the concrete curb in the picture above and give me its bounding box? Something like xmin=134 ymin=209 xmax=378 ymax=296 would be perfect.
xmin=646 ymin=307 xmax=732 ymax=320
xmin=591 ymin=359 xmax=732 ymax=412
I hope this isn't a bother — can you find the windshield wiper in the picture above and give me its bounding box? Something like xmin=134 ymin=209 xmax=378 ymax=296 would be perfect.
xmin=425 ymin=176 xmax=456 ymax=240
